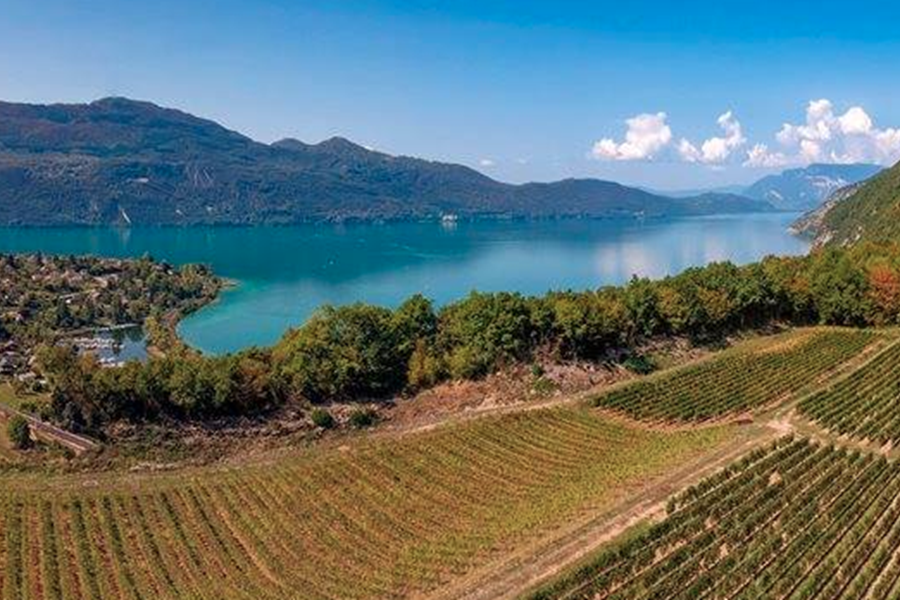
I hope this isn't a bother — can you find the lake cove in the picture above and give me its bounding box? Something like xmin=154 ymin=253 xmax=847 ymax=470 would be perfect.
xmin=0 ymin=213 xmax=809 ymax=354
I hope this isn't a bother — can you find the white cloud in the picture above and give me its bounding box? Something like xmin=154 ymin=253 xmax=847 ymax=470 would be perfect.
xmin=744 ymin=143 xmax=791 ymax=168
xmin=678 ymin=110 xmax=746 ymax=164
xmin=839 ymin=106 xmax=873 ymax=135
xmin=677 ymin=139 xmax=701 ymax=162
xmin=591 ymin=100 xmax=900 ymax=170
xmin=752 ymin=99 xmax=900 ymax=167
xmin=591 ymin=112 xmax=672 ymax=161
xmin=479 ymin=158 xmax=495 ymax=167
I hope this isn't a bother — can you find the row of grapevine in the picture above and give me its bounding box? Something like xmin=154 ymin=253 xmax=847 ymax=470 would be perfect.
xmin=0 ymin=406 xmax=727 ymax=599
xmin=800 ymin=339 xmax=900 ymax=445
xmin=530 ymin=437 xmax=900 ymax=600
xmin=596 ymin=329 xmax=879 ymax=423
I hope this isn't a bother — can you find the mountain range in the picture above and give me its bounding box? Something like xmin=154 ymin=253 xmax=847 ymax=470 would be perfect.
xmin=0 ymin=98 xmax=774 ymax=226
xmin=742 ymin=163 xmax=883 ymax=211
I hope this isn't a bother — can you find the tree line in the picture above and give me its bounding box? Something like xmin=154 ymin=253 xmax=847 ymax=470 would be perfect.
xmin=40 ymin=242 xmax=900 ymax=433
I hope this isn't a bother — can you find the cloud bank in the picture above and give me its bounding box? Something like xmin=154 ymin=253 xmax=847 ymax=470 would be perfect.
xmin=746 ymin=99 xmax=900 ymax=167
xmin=592 ymin=99 xmax=900 ymax=169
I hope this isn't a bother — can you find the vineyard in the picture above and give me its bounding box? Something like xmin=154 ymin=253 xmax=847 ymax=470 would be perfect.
xmin=800 ymin=340 xmax=900 ymax=446
xmin=596 ymin=329 xmax=880 ymax=423
xmin=529 ymin=437 xmax=900 ymax=600
xmin=0 ymin=407 xmax=727 ymax=600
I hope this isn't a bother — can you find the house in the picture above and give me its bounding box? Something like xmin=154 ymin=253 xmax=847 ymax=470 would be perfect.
xmin=0 ymin=356 xmax=15 ymax=375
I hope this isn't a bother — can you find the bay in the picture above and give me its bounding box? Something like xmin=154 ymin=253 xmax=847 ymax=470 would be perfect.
xmin=0 ymin=213 xmax=809 ymax=355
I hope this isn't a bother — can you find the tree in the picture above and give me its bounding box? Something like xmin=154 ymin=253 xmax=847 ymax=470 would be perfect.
xmin=868 ymin=263 xmax=900 ymax=325
xmin=274 ymin=304 xmax=404 ymax=402
xmin=407 ymin=338 xmax=445 ymax=390
xmin=7 ymin=415 xmax=31 ymax=449
xmin=392 ymin=294 xmax=438 ymax=359
xmin=548 ymin=290 xmax=628 ymax=359
xmin=438 ymin=292 xmax=535 ymax=378
xmin=809 ymin=249 xmax=868 ymax=326
xmin=624 ymin=277 xmax=661 ymax=339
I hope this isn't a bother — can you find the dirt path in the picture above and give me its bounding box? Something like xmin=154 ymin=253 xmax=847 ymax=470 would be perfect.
xmin=424 ymin=420 xmax=787 ymax=600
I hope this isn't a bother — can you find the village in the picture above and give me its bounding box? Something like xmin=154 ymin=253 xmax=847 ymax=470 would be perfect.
xmin=0 ymin=253 xmax=220 ymax=454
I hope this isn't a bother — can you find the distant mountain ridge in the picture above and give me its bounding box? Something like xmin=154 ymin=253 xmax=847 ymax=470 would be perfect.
xmin=641 ymin=184 xmax=748 ymax=199
xmin=0 ymin=97 xmax=773 ymax=226
xmin=743 ymin=163 xmax=882 ymax=211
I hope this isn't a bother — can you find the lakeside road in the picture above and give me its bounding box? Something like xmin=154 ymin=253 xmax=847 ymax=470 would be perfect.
xmin=0 ymin=401 xmax=98 ymax=455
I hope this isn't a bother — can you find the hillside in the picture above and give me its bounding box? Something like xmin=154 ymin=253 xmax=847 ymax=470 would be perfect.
xmin=3 ymin=326 xmax=896 ymax=600
xmin=0 ymin=98 xmax=772 ymax=226
xmin=743 ymin=163 xmax=882 ymax=211
xmin=794 ymin=160 xmax=900 ymax=247
xmin=789 ymin=182 xmax=867 ymax=241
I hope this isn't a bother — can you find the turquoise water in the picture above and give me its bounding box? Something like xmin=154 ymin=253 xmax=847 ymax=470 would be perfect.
xmin=0 ymin=214 xmax=809 ymax=354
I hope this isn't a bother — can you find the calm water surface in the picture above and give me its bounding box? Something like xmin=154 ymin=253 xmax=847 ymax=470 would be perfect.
xmin=0 ymin=214 xmax=809 ymax=354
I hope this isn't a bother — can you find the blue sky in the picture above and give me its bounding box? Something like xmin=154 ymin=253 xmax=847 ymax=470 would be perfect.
xmin=2 ymin=0 xmax=900 ymax=188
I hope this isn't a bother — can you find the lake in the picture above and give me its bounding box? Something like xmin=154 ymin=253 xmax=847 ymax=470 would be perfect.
xmin=0 ymin=213 xmax=809 ymax=354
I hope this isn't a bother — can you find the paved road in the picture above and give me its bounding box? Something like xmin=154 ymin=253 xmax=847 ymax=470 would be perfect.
xmin=0 ymin=402 xmax=98 ymax=454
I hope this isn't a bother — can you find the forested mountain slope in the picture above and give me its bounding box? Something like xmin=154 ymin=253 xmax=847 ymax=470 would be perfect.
xmin=795 ymin=160 xmax=900 ymax=247
xmin=0 ymin=98 xmax=772 ymax=225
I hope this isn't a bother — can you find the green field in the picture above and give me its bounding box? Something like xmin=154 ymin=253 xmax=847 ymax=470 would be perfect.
xmin=800 ymin=340 xmax=900 ymax=446
xmin=0 ymin=406 xmax=729 ymax=600
xmin=528 ymin=437 xmax=900 ymax=600
xmin=0 ymin=384 xmax=48 ymax=414
xmin=1 ymin=326 xmax=893 ymax=599
xmin=596 ymin=329 xmax=880 ymax=423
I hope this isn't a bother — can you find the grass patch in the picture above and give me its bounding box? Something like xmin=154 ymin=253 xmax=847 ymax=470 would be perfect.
xmin=0 ymin=383 xmax=50 ymax=414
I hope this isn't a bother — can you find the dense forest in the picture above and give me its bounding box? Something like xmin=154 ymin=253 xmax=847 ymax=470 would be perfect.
xmin=40 ymin=241 xmax=900 ymax=433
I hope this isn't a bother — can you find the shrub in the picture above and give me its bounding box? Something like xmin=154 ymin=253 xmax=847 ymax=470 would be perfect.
xmin=7 ymin=415 xmax=32 ymax=449
xmin=623 ymin=354 xmax=656 ymax=375
xmin=406 ymin=339 xmax=446 ymax=391
xmin=531 ymin=376 xmax=558 ymax=397
xmin=310 ymin=408 xmax=335 ymax=429
xmin=348 ymin=407 xmax=377 ymax=429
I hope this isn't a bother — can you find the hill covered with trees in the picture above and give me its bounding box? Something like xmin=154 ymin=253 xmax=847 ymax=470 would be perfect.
xmin=796 ymin=160 xmax=900 ymax=247
xmin=0 ymin=98 xmax=772 ymax=225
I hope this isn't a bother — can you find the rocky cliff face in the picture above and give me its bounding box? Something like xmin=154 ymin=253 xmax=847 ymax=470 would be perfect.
xmin=790 ymin=183 xmax=867 ymax=248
